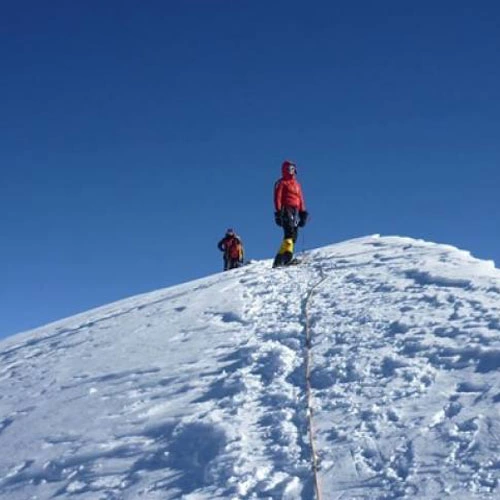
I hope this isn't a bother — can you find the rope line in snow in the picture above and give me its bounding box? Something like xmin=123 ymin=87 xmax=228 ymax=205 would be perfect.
xmin=303 ymin=266 xmax=328 ymax=500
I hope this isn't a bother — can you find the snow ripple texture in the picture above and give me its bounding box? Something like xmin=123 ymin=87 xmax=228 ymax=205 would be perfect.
xmin=0 ymin=235 xmax=499 ymax=499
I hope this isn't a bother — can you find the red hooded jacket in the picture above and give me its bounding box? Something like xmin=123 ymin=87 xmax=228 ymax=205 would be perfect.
xmin=274 ymin=161 xmax=306 ymax=212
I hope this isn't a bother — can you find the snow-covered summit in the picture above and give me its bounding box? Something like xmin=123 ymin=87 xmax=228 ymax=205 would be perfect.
xmin=1 ymin=236 xmax=499 ymax=499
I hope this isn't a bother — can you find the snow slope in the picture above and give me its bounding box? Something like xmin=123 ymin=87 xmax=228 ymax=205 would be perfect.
xmin=0 ymin=235 xmax=499 ymax=499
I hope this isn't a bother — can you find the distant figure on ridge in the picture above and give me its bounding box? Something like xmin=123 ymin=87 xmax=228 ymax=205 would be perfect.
xmin=217 ymin=228 xmax=244 ymax=271
xmin=273 ymin=160 xmax=308 ymax=267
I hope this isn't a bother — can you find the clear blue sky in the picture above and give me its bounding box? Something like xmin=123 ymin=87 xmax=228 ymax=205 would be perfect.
xmin=1 ymin=0 xmax=499 ymax=340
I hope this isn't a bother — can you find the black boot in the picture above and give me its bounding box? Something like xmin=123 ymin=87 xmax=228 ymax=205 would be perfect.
xmin=272 ymin=253 xmax=283 ymax=268
xmin=281 ymin=251 xmax=293 ymax=265
xmin=273 ymin=251 xmax=294 ymax=267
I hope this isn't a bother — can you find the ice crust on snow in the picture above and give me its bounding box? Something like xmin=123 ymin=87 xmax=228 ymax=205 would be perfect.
xmin=0 ymin=235 xmax=499 ymax=499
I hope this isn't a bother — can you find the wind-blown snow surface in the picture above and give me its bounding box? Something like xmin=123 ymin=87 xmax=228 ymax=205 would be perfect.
xmin=1 ymin=236 xmax=499 ymax=500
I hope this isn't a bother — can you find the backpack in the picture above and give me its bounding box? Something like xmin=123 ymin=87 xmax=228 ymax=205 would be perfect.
xmin=226 ymin=236 xmax=242 ymax=260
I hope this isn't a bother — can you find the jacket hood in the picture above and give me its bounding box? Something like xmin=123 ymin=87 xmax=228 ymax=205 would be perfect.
xmin=281 ymin=160 xmax=297 ymax=180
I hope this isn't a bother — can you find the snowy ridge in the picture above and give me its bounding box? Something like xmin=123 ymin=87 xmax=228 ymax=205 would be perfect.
xmin=0 ymin=235 xmax=499 ymax=499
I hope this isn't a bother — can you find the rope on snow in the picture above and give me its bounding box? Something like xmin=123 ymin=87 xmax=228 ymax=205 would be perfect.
xmin=302 ymin=266 xmax=328 ymax=500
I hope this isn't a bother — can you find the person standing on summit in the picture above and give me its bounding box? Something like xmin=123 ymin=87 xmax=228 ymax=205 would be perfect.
xmin=217 ymin=228 xmax=244 ymax=271
xmin=273 ymin=160 xmax=308 ymax=267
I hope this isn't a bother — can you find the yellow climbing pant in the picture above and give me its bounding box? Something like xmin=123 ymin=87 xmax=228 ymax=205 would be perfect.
xmin=278 ymin=238 xmax=294 ymax=255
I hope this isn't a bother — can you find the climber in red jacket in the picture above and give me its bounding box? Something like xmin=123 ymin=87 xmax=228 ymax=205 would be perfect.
xmin=273 ymin=160 xmax=309 ymax=267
